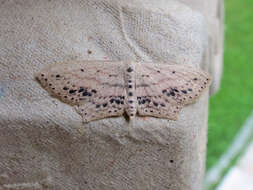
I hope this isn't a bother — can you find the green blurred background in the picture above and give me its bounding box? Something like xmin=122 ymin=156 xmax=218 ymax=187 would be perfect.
xmin=207 ymin=0 xmax=253 ymax=170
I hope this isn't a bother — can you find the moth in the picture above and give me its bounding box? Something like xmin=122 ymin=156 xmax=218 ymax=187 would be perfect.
xmin=36 ymin=61 xmax=211 ymax=123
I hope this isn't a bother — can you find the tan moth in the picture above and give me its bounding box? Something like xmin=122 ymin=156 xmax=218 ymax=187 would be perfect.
xmin=36 ymin=61 xmax=212 ymax=123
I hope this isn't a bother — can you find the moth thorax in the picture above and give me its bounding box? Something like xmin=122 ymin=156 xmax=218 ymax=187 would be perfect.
xmin=125 ymin=62 xmax=137 ymax=118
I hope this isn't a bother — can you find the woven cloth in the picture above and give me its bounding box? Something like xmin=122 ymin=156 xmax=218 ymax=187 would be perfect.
xmin=0 ymin=0 xmax=223 ymax=189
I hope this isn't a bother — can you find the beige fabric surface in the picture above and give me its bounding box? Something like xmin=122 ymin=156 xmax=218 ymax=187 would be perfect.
xmin=0 ymin=0 xmax=223 ymax=189
xmin=180 ymin=0 xmax=224 ymax=94
xmin=207 ymin=0 xmax=224 ymax=95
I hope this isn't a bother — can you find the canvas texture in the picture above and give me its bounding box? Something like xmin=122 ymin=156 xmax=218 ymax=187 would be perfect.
xmin=0 ymin=0 xmax=223 ymax=189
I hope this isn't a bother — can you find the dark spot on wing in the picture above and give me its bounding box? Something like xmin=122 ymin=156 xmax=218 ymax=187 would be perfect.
xmin=91 ymin=89 xmax=97 ymax=93
xmin=181 ymin=90 xmax=187 ymax=94
xmin=109 ymin=74 xmax=118 ymax=77
xmin=56 ymin=74 xmax=60 ymax=78
xmin=153 ymin=102 xmax=158 ymax=106
xmin=127 ymin=67 xmax=133 ymax=72
xmin=96 ymin=104 xmax=100 ymax=108
xmin=69 ymin=89 xmax=77 ymax=94
xmin=81 ymin=69 xmax=84 ymax=72
xmin=78 ymin=88 xmax=84 ymax=93
xmin=82 ymin=91 xmax=89 ymax=96
xmin=128 ymin=92 xmax=133 ymax=96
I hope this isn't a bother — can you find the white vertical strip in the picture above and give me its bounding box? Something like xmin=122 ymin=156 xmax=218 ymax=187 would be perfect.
xmin=204 ymin=110 xmax=253 ymax=189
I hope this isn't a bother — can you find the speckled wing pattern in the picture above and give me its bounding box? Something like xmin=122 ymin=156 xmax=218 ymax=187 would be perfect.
xmin=135 ymin=62 xmax=211 ymax=120
xmin=36 ymin=61 xmax=211 ymax=123
xmin=36 ymin=61 xmax=127 ymax=123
